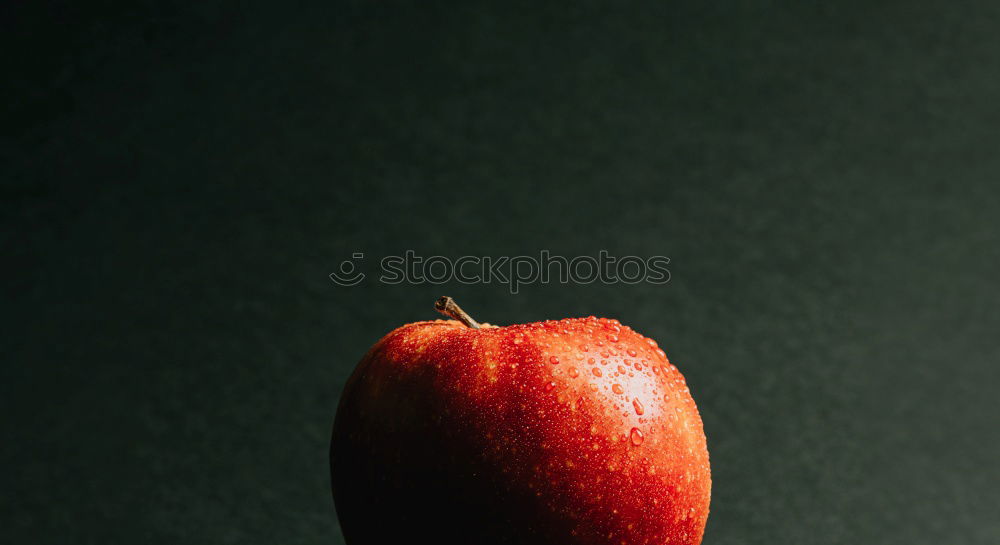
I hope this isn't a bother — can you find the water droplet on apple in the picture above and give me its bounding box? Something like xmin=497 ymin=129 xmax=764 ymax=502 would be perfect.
xmin=608 ymin=335 xmax=619 ymax=343
xmin=580 ymin=345 xmax=589 ymax=352
xmin=630 ymin=427 xmax=644 ymax=446
xmin=549 ymin=356 xmax=560 ymax=365
xmin=617 ymin=365 xmax=626 ymax=375
xmin=568 ymin=367 xmax=579 ymax=378
xmin=592 ymin=367 xmax=603 ymax=377
xmin=612 ymin=384 xmax=624 ymax=394
xmin=633 ymin=399 xmax=644 ymax=415
xmin=627 ymin=349 xmax=637 ymax=357
xmin=545 ymin=381 xmax=556 ymax=391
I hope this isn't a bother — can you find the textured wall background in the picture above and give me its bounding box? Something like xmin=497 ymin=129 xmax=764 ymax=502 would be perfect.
xmin=4 ymin=2 xmax=999 ymax=543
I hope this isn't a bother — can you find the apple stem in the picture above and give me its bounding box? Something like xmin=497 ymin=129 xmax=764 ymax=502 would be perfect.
xmin=434 ymin=296 xmax=481 ymax=329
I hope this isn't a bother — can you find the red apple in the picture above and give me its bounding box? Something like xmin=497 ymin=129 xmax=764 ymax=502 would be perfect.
xmin=331 ymin=297 xmax=710 ymax=545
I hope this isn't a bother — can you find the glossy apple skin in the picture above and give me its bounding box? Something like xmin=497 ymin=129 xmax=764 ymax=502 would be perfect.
xmin=331 ymin=317 xmax=710 ymax=545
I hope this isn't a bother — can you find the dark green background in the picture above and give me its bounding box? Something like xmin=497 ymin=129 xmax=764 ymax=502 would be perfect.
xmin=4 ymin=1 xmax=999 ymax=543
